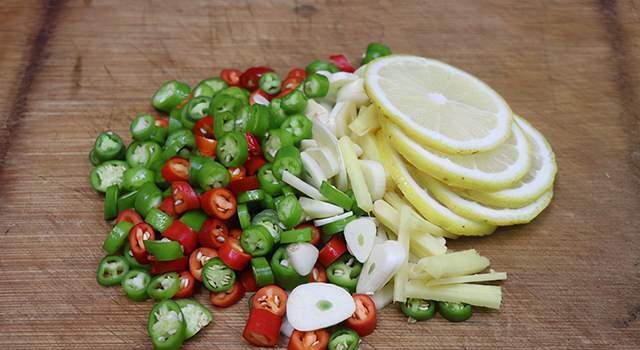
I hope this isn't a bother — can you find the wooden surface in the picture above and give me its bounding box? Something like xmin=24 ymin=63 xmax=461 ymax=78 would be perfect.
xmin=0 ymin=0 xmax=639 ymax=349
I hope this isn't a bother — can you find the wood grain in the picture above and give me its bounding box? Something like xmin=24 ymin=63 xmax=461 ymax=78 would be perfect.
xmin=0 ymin=0 xmax=639 ymax=349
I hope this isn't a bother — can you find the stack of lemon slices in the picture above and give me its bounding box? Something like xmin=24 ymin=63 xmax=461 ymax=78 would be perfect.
xmin=363 ymin=55 xmax=557 ymax=236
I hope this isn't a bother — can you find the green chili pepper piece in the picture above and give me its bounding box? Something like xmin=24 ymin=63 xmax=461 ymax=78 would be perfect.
xmin=319 ymin=181 xmax=354 ymax=210
xmin=96 ymin=255 xmax=130 ymax=287
xmin=168 ymin=113 xmax=184 ymax=134
xmin=400 ymin=298 xmax=436 ymax=321
xmin=102 ymin=221 xmax=134 ymax=254
xmin=303 ymin=73 xmax=330 ymax=98
xmin=104 ymin=185 xmax=119 ymax=220
xmin=179 ymin=210 xmax=208 ymax=231
xmin=280 ymin=227 xmax=313 ymax=244
xmin=306 ymin=60 xmax=340 ymax=75
xmin=94 ymin=131 xmax=125 ymax=162
xmin=257 ymin=164 xmax=285 ymax=196
xmin=273 ymin=146 xmax=303 ymax=180
xmin=247 ymin=104 xmax=271 ymax=139
xmin=145 ymin=240 xmax=183 ymax=262
xmin=251 ymin=257 xmax=275 ymax=287
xmin=438 ymin=301 xmax=472 ymax=322
xmin=135 ymin=182 xmax=163 ymax=217
xmin=147 ymin=299 xmax=186 ymax=350
xmin=268 ymin=98 xmax=288 ymax=129
xmin=251 ymin=209 xmax=282 ymax=243
xmin=175 ymin=299 xmax=213 ymax=339
xmin=216 ymin=131 xmax=249 ymax=168
xmin=152 ymin=80 xmax=191 ymax=113
xmin=150 ymin=123 xmax=168 ymax=144
xmin=123 ymin=242 xmax=150 ymax=271
xmin=328 ymin=328 xmax=360 ymax=350
xmin=90 ymin=160 xmax=129 ymax=193
xmin=275 ymin=193 xmax=303 ymax=229
xmin=271 ymin=246 xmax=308 ymax=290
xmin=202 ymin=257 xmax=236 ymax=292
xmin=145 ymin=208 xmax=174 ymax=233
xmin=240 ymin=225 xmax=275 ymax=257
xmin=327 ymin=254 xmax=362 ymax=293
xmin=163 ymin=129 xmax=195 ymax=159
xmin=122 ymin=167 xmax=155 ymax=192
xmin=280 ymin=114 xmax=313 ymax=145
xmin=281 ymin=90 xmax=307 ymax=114
xmin=322 ymin=215 xmax=356 ymax=237
xmin=130 ymin=114 xmax=157 ymax=141
xmin=259 ymin=72 xmax=282 ymax=95
xmin=237 ymin=204 xmax=251 ymax=229
xmin=218 ymin=86 xmax=250 ymax=102
xmin=121 ymin=269 xmax=151 ymax=301
xmin=147 ymin=272 xmax=181 ymax=301
xmin=196 ymin=159 xmax=230 ymax=190
xmin=193 ymin=77 xmax=228 ymax=98
xmin=181 ymin=96 xmax=212 ymax=130
xmin=89 ymin=147 xmax=101 ymax=166
xmin=237 ymin=189 xmax=265 ymax=204
xmin=262 ymin=129 xmax=295 ymax=162
xmin=361 ymin=42 xmax=392 ymax=65
xmin=117 ymin=190 xmax=139 ymax=212
xmin=261 ymin=193 xmax=275 ymax=210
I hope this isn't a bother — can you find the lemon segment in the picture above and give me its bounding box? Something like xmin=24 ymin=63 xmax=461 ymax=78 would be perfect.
xmin=453 ymin=116 xmax=557 ymax=208
xmin=376 ymin=131 xmax=496 ymax=236
xmin=365 ymin=55 xmax=513 ymax=154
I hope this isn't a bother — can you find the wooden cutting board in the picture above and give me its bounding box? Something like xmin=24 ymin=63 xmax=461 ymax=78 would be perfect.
xmin=0 ymin=0 xmax=638 ymax=349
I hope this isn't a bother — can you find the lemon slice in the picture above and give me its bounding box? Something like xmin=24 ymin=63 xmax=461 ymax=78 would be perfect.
xmin=422 ymin=175 xmax=553 ymax=226
xmin=382 ymin=119 xmax=531 ymax=191
xmin=454 ymin=116 xmax=557 ymax=208
xmin=365 ymin=55 xmax=513 ymax=154
xmin=376 ymin=132 xmax=496 ymax=236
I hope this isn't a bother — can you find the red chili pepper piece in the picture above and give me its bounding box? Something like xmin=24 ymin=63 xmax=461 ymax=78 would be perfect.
xmin=244 ymin=156 xmax=267 ymax=176
xmin=198 ymin=218 xmax=229 ymax=249
xmin=240 ymin=268 xmax=258 ymax=292
xmin=276 ymin=77 xmax=303 ymax=98
xmin=345 ymin=294 xmax=377 ymax=336
xmin=173 ymin=270 xmax=195 ymax=299
xmin=116 ymin=209 xmax=143 ymax=225
xmin=286 ymin=68 xmax=306 ymax=81
xmin=308 ymin=263 xmax=328 ymax=283
xmin=128 ymin=223 xmax=156 ymax=264
xmin=243 ymin=308 xmax=282 ymax=347
xmin=189 ymin=247 xmax=218 ymax=282
xmin=155 ymin=116 xmax=169 ymax=128
xmin=240 ymin=66 xmax=274 ymax=92
xmin=159 ymin=197 xmax=177 ymax=217
xmin=162 ymin=157 xmax=190 ymax=183
xmin=221 ymin=68 xmax=242 ymax=87
xmin=245 ymin=133 xmax=262 ymax=157
xmin=210 ymin=281 xmax=245 ymax=308
xmin=318 ymin=236 xmax=347 ymax=267
xmin=329 ymin=54 xmax=356 ymax=73
xmin=228 ymin=176 xmax=261 ymax=195
xmin=171 ymin=181 xmax=200 ymax=215
xmin=195 ymin=135 xmax=217 ymax=158
xmin=193 ymin=116 xmax=214 ymax=138
xmin=218 ymin=237 xmax=252 ymax=271
xmin=150 ymin=256 xmax=187 ymax=275
xmin=200 ymin=188 xmax=237 ymax=220
xmin=249 ymin=89 xmax=272 ymax=105
xmin=163 ymin=220 xmax=198 ymax=255
xmin=229 ymin=166 xmax=247 ymax=182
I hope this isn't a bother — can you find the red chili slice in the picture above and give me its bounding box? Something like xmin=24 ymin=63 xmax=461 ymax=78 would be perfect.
xmin=228 ymin=176 xmax=261 ymax=195
xmin=276 ymin=77 xmax=303 ymax=98
xmin=115 ymin=209 xmax=143 ymax=225
xmin=240 ymin=66 xmax=274 ymax=91
xmin=308 ymin=263 xmax=328 ymax=283
xmin=198 ymin=218 xmax=229 ymax=249
xmin=128 ymin=223 xmax=156 ymax=264
xmin=345 ymin=294 xmax=377 ymax=337
xmin=229 ymin=228 xmax=242 ymax=240
xmin=229 ymin=166 xmax=247 ymax=182
xmin=173 ymin=271 xmax=195 ymax=299
xmin=221 ymin=68 xmax=242 ymax=87
xmin=195 ymin=135 xmax=217 ymax=158
xmin=286 ymin=68 xmax=306 ymax=81
xmin=245 ymin=133 xmax=262 ymax=157
xmin=218 ymin=237 xmax=252 ymax=271
xmin=162 ymin=157 xmax=190 ymax=183
xmin=210 ymin=281 xmax=245 ymax=308
xmin=171 ymin=181 xmax=200 ymax=215
xmin=155 ymin=116 xmax=169 ymax=128
xmin=244 ymin=156 xmax=267 ymax=176
xmin=150 ymin=256 xmax=187 ymax=275
xmin=163 ymin=220 xmax=198 ymax=255
xmin=200 ymin=188 xmax=237 ymax=220
xmin=329 ymin=54 xmax=356 ymax=73
xmin=318 ymin=236 xmax=347 ymax=267
xmin=159 ymin=197 xmax=177 ymax=217
xmin=249 ymin=89 xmax=272 ymax=105
xmin=193 ymin=116 xmax=214 ymax=138
xmin=240 ymin=268 xmax=258 ymax=292
xmin=243 ymin=308 xmax=282 ymax=347
xmin=189 ymin=247 xmax=218 ymax=281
